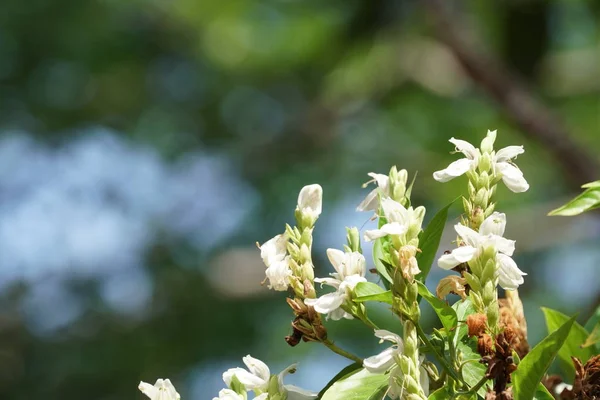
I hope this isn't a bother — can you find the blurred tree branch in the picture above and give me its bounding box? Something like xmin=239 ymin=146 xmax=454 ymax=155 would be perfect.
xmin=421 ymin=0 xmax=599 ymax=188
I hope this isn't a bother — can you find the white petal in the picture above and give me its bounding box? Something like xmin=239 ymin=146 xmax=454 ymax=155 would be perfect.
xmin=454 ymin=223 xmax=482 ymax=247
xmin=479 ymin=212 xmax=506 ymax=237
xmin=364 ymin=222 xmax=408 ymax=242
xmin=494 ymin=237 xmax=515 ymax=257
xmin=449 ymin=137 xmax=478 ymax=159
xmin=339 ymin=275 xmax=367 ymax=292
xmin=326 ymin=248 xmax=345 ymax=276
xmin=438 ymin=246 xmax=477 ymax=270
xmin=243 ymin=355 xmax=270 ymax=382
xmin=344 ymin=252 xmax=366 ymax=277
xmin=497 ymin=253 xmax=526 ymax=290
xmin=265 ymin=259 xmax=292 ymax=291
xmin=213 ymin=389 xmax=245 ymax=400
xmin=381 ymin=197 xmax=408 ymax=223
xmin=254 ymin=394 xmax=269 ymax=400
xmin=495 ymin=145 xmax=524 ymax=162
xmin=328 ymin=307 xmax=353 ymax=321
xmin=297 ymin=184 xmax=323 ymax=217
xmin=285 ymin=385 xmax=319 ymax=400
xmin=368 ymin=172 xmax=390 ymax=189
xmin=304 ymin=292 xmax=345 ymax=315
xmin=138 ymin=382 xmax=159 ymax=400
xmin=223 ymin=367 xmax=266 ymax=390
xmin=433 ymin=158 xmax=474 ymax=182
xmin=260 ymin=234 xmax=287 ymax=267
xmin=379 ymin=222 xmax=408 ymax=236
xmin=496 ymin=162 xmax=529 ymax=193
xmin=363 ymin=347 xmax=397 ymax=373
xmin=314 ymin=277 xmax=341 ymax=288
xmin=356 ymin=189 xmax=379 ymax=212
xmin=374 ymin=329 xmax=403 ymax=346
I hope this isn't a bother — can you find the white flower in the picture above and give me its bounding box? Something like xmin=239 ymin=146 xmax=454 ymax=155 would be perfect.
xmin=433 ymin=131 xmax=529 ymax=193
xmin=260 ymin=234 xmax=288 ymax=267
xmin=138 ymin=379 xmax=180 ymax=400
xmin=364 ymin=198 xmax=425 ymax=242
xmin=212 ymin=389 xmax=245 ymax=400
xmin=223 ymin=355 xmax=270 ymax=391
xmin=363 ymin=330 xmax=404 ymax=373
xmin=437 ymin=212 xmax=526 ymax=289
xmin=278 ymin=364 xmax=318 ymax=400
xmin=259 ymin=234 xmax=292 ymax=291
xmin=265 ymin=256 xmax=293 ymax=291
xmin=357 ymin=173 xmax=390 ymax=212
xmin=297 ymin=184 xmax=323 ymax=220
xmin=304 ymin=250 xmax=367 ymax=320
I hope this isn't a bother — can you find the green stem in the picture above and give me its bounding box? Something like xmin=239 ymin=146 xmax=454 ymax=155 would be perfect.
xmin=322 ymin=340 xmax=363 ymax=364
xmin=459 ymin=374 xmax=489 ymax=397
xmin=414 ymin=321 xmax=466 ymax=386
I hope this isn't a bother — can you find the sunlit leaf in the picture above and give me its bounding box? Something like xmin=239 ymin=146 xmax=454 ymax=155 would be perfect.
xmin=542 ymin=308 xmax=596 ymax=380
xmin=320 ymin=368 xmax=388 ymax=400
xmin=354 ymin=282 xmax=392 ymax=304
xmin=416 ymin=200 xmax=456 ymax=283
xmin=317 ymin=362 xmax=362 ymax=399
xmin=513 ymin=315 xmax=576 ymax=400
xmin=416 ymin=281 xmax=457 ymax=334
xmin=548 ymin=184 xmax=600 ymax=216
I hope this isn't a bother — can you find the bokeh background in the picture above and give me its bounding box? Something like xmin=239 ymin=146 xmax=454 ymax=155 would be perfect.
xmin=0 ymin=0 xmax=598 ymax=398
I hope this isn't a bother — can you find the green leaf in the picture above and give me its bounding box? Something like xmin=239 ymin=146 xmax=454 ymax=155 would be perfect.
xmin=513 ymin=314 xmax=576 ymax=400
xmin=584 ymin=305 xmax=600 ymax=333
xmin=353 ymin=282 xmax=393 ymax=304
xmin=416 ymin=200 xmax=455 ymax=283
xmin=373 ymin=238 xmax=392 ymax=288
xmin=452 ymin=299 xmax=475 ymax=345
xmin=533 ymin=384 xmax=555 ymax=400
xmin=548 ymin=185 xmax=600 ymax=216
xmin=456 ymin=339 xmax=488 ymax=398
xmin=320 ymin=368 xmax=388 ymax=400
xmin=416 ymin=281 xmax=457 ymax=334
xmin=542 ymin=308 xmax=596 ymax=380
xmin=427 ymin=387 xmax=450 ymax=400
xmin=317 ymin=362 xmax=362 ymax=399
xmin=582 ymin=180 xmax=600 ymax=189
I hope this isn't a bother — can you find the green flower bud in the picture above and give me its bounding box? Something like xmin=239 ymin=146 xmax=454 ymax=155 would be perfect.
xmin=478 ymin=171 xmax=490 ymax=189
xmin=474 ymin=188 xmax=489 ymax=206
xmin=480 ymin=129 xmax=497 ymax=153
xmin=346 ymin=227 xmax=362 ymax=253
xmin=462 ymin=197 xmax=473 ymax=217
xmin=479 ymin=152 xmax=492 ymax=173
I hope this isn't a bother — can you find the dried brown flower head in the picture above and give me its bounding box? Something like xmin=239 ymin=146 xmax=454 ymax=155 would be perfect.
xmin=467 ymin=313 xmax=488 ymax=338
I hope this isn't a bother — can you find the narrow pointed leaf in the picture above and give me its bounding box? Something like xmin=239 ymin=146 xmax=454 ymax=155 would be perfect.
xmin=542 ymin=308 xmax=596 ymax=380
xmin=317 ymin=362 xmax=362 ymax=399
xmin=416 ymin=200 xmax=456 ymax=283
xmin=320 ymin=368 xmax=388 ymax=400
xmin=512 ymin=314 xmax=576 ymax=400
xmin=354 ymin=282 xmax=393 ymax=304
xmin=548 ymin=186 xmax=600 ymax=216
xmin=416 ymin=281 xmax=457 ymax=334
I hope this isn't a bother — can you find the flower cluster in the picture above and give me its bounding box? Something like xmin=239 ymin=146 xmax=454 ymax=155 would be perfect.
xmin=139 ymin=379 xmax=180 ymax=400
xmin=216 ymin=355 xmax=316 ymax=400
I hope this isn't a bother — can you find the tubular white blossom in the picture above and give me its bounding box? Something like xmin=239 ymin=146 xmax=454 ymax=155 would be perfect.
xmin=297 ymin=184 xmax=323 ymax=220
xmin=437 ymin=212 xmax=526 ymax=289
xmin=356 ymin=173 xmax=390 ymax=212
xmin=278 ymin=364 xmax=318 ymax=400
xmin=260 ymin=234 xmax=288 ymax=267
xmin=223 ymin=355 xmax=270 ymax=391
xmin=363 ymin=330 xmax=404 ymax=374
xmin=138 ymin=379 xmax=181 ymax=400
xmin=212 ymin=389 xmax=245 ymax=400
xmin=264 ymin=257 xmax=292 ymax=291
xmin=433 ymin=132 xmax=529 ymax=193
xmin=364 ymin=198 xmax=424 ymax=242
xmin=305 ymin=250 xmax=367 ymax=320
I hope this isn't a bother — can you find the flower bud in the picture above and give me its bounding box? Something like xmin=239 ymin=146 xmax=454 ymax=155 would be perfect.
xmin=478 ymin=171 xmax=490 ymax=189
xmin=478 ymin=152 xmax=492 ymax=173
xmin=295 ymin=184 xmax=323 ymax=228
xmin=474 ymin=188 xmax=489 ymax=206
xmin=346 ymin=227 xmax=362 ymax=253
xmin=480 ymin=129 xmax=497 ymax=153
xmin=389 ymin=166 xmax=408 ymax=204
